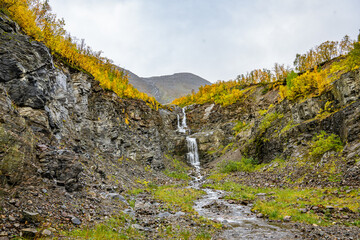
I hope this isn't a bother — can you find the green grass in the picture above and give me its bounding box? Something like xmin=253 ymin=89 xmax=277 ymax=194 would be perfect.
xmin=153 ymin=185 xmax=205 ymax=212
xmin=219 ymin=157 xmax=261 ymax=173
xmin=207 ymin=172 xmax=228 ymax=182
xmin=163 ymin=169 xmax=190 ymax=181
xmin=195 ymin=232 xmax=212 ymax=240
xmin=65 ymin=213 xmax=144 ymax=239
xmin=262 ymin=157 xmax=286 ymax=172
xmin=127 ymin=188 xmax=144 ymax=196
xmin=163 ymin=155 xmax=190 ymax=181
xmin=205 ymin=181 xmax=360 ymax=226
xmin=353 ymin=220 xmax=360 ymax=227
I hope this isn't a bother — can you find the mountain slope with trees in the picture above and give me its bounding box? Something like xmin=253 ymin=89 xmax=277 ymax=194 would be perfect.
xmin=0 ymin=0 xmax=360 ymax=239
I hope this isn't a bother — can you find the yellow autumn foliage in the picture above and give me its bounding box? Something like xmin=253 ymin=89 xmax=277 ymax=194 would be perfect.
xmin=0 ymin=0 xmax=161 ymax=109
xmin=173 ymin=34 xmax=358 ymax=106
xmin=279 ymin=66 xmax=330 ymax=100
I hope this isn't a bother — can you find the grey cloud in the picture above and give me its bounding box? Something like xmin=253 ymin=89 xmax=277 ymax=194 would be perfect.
xmin=50 ymin=0 xmax=360 ymax=82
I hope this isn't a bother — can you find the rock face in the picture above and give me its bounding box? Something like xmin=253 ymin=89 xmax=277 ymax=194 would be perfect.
xmin=182 ymin=68 xmax=360 ymax=186
xmin=0 ymin=13 xmax=179 ymax=191
xmin=0 ymin=13 xmax=192 ymax=237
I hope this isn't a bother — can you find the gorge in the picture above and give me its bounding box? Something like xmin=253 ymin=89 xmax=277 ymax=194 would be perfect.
xmin=0 ymin=9 xmax=360 ymax=240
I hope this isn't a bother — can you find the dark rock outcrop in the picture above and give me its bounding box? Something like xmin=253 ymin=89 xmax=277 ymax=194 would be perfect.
xmin=0 ymin=12 xmax=175 ymax=191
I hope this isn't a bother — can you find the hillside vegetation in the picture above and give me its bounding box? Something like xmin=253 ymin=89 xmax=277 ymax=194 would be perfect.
xmin=0 ymin=0 xmax=161 ymax=109
xmin=172 ymin=33 xmax=360 ymax=107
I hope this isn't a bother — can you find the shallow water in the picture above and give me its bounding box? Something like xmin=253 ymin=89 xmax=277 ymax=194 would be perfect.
xmin=193 ymin=188 xmax=300 ymax=239
xmin=180 ymin=107 xmax=300 ymax=239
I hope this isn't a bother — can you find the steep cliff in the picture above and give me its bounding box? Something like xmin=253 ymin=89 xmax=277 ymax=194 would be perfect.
xmin=0 ymin=13 xmax=185 ymax=237
xmin=181 ymin=69 xmax=360 ymax=187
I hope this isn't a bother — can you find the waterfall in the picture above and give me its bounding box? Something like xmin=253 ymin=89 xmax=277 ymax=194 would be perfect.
xmin=186 ymin=136 xmax=202 ymax=184
xmin=177 ymin=107 xmax=202 ymax=184
xmin=177 ymin=108 xmax=187 ymax=133
xmin=181 ymin=108 xmax=187 ymax=129
xmin=186 ymin=137 xmax=200 ymax=168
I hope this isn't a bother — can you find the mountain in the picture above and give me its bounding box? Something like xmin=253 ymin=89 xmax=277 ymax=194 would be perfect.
xmin=126 ymin=70 xmax=211 ymax=104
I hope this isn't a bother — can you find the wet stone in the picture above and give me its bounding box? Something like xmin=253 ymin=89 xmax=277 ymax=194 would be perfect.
xmin=174 ymin=211 xmax=186 ymax=217
xmin=256 ymin=193 xmax=267 ymax=196
xmin=132 ymin=224 xmax=151 ymax=231
xmin=299 ymin=208 xmax=308 ymax=213
xmin=37 ymin=144 xmax=48 ymax=151
xmin=41 ymin=229 xmax=52 ymax=236
xmin=22 ymin=211 xmax=41 ymax=223
xmin=107 ymin=193 xmax=128 ymax=205
xmin=71 ymin=217 xmax=81 ymax=225
xmin=157 ymin=212 xmax=172 ymax=218
xmin=339 ymin=207 xmax=351 ymax=212
xmin=326 ymin=206 xmax=335 ymax=212
xmin=122 ymin=208 xmax=135 ymax=217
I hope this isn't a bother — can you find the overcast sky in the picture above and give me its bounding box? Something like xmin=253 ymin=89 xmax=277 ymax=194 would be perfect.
xmin=50 ymin=0 xmax=360 ymax=83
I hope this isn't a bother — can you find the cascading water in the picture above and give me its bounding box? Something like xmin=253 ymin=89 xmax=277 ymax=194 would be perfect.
xmin=186 ymin=137 xmax=202 ymax=185
xmin=186 ymin=137 xmax=199 ymax=167
xmin=177 ymin=109 xmax=299 ymax=239
xmin=177 ymin=108 xmax=188 ymax=133
xmin=177 ymin=107 xmax=202 ymax=185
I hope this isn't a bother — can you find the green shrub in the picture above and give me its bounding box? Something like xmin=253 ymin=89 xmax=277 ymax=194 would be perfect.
xmin=309 ymin=131 xmax=343 ymax=160
xmin=233 ymin=121 xmax=249 ymax=135
xmin=285 ymin=71 xmax=298 ymax=88
xmin=259 ymin=112 xmax=284 ymax=131
xmin=279 ymin=120 xmax=298 ymax=135
xmin=347 ymin=33 xmax=360 ymax=70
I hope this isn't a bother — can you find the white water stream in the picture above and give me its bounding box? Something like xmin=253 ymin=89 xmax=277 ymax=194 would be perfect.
xmin=177 ymin=107 xmax=300 ymax=239
xmin=186 ymin=136 xmax=202 ymax=186
xmin=177 ymin=107 xmax=188 ymax=133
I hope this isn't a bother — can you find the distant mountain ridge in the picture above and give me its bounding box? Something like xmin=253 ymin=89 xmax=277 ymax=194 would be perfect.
xmin=125 ymin=70 xmax=211 ymax=104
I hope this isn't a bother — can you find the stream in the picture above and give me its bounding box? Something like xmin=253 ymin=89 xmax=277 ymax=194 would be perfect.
xmin=178 ymin=109 xmax=300 ymax=239
xmin=192 ymin=184 xmax=299 ymax=239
